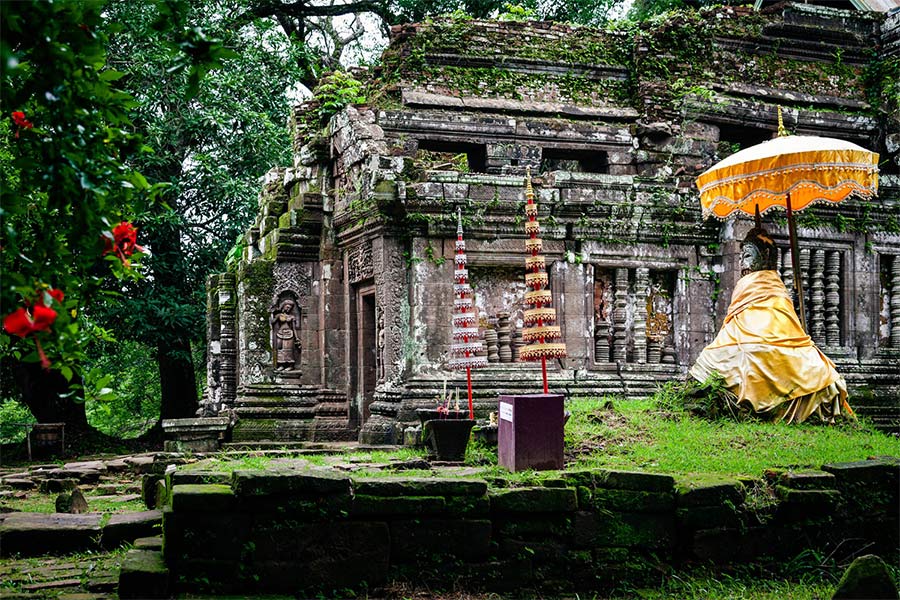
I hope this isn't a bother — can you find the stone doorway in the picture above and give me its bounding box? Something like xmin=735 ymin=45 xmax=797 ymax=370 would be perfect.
xmin=354 ymin=285 xmax=377 ymax=424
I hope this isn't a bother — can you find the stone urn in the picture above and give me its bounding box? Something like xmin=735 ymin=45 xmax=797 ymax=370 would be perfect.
xmin=416 ymin=409 xmax=474 ymax=461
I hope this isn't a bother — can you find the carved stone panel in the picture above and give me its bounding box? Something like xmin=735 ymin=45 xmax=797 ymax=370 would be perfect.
xmin=347 ymin=242 xmax=374 ymax=284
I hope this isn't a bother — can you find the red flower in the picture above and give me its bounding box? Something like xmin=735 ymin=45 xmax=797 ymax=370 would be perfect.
xmin=103 ymin=221 xmax=146 ymax=266
xmin=11 ymin=111 xmax=33 ymax=138
xmin=3 ymin=288 xmax=64 ymax=369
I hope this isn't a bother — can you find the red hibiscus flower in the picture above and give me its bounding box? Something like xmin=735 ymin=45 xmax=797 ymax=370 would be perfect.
xmin=11 ymin=111 xmax=33 ymax=138
xmin=3 ymin=288 xmax=64 ymax=369
xmin=102 ymin=221 xmax=146 ymax=266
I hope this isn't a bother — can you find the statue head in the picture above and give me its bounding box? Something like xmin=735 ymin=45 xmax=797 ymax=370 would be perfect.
xmin=741 ymin=227 xmax=778 ymax=275
xmin=279 ymin=298 xmax=295 ymax=313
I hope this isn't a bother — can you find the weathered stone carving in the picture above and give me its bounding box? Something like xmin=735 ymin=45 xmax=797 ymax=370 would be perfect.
xmin=892 ymin=256 xmax=900 ymax=349
xmin=811 ymin=249 xmax=826 ymax=345
xmin=270 ymin=292 xmax=302 ymax=371
xmin=634 ymin=267 xmax=649 ymax=364
xmin=826 ymin=251 xmax=841 ymax=347
xmin=348 ymin=242 xmax=374 ymax=284
xmin=612 ymin=267 xmax=628 ymax=362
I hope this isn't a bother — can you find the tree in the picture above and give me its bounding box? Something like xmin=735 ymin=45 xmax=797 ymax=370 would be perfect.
xmin=1 ymin=0 xmax=152 ymax=436
xmin=98 ymin=1 xmax=305 ymax=420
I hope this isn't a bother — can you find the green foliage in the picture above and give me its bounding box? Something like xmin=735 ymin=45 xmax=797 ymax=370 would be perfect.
xmin=0 ymin=398 xmax=36 ymax=444
xmin=83 ymin=340 xmax=161 ymax=438
xmin=1 ymin=0 xmax=153 ymax=376
xmin=299 ymin=70 xmax=367 ymax=138
xmin=498 ymin=3 xmax=537 ymax=21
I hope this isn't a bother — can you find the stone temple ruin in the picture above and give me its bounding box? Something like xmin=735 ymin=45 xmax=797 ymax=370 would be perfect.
xmin=201 ymin=3 xmax=900 ymax=445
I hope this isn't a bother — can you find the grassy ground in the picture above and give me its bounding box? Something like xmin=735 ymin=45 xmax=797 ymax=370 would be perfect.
xmin=563 ymin=395 xmax=900 ymax=477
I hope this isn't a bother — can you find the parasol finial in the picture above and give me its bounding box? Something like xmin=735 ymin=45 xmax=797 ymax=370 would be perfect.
xmin=525 ymin=166 xmax=534 ymax=200
xmin=777 ymin=106 xmax=788 ymax=137
xmin=457 ymin=207 xmax=463 ymax=236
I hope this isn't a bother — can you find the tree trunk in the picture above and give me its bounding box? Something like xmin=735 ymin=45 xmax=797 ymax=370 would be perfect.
xmin=13 ymin=361 xmax=90 ymax=435
xmin=158 ymin=336 xmax=198 ymax=420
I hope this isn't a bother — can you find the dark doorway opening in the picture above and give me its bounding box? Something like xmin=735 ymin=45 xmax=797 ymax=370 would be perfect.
xmin=417 ymin=139 xmax=487 ymax=173
xmin=356 ymin=286 xmax=377 ymax=423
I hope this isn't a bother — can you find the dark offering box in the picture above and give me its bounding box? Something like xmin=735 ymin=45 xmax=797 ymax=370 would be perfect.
xmin=498 ymin=394 xmax=564 ymax=472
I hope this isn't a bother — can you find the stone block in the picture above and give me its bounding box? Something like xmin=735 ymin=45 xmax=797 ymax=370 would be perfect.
xmin=350 ymin=494 xmax=445 ymax=517
xmin=0 ymin=512 xmax=102 ymax=557
xmin=496 ymin=514 xmax=574 ymax=540
xmin=134 ymin=535 xmax=163 ymax=550
xmin=573 ymin=510 xmax=675 ymax=551
xmin=775 ymin=469 xmax=836 ymax=490
xmin=565 ymin=469 xmax=675 ymax=493
xmin=822 ymin=459 xmax=899 ymax=487
xmin=832 ymin=554 xmax=900 ymax=600
xmin=101 ymin=510 xmax=163 ymax=550
xmin=490 ymin=487 xmax=577 ymax=514
xmin=675 ymin=478 xmax=743 ymax=507
xmin=171 ymin=484 xmax=235 ymax=513
xmin=352 ymin=477 xmax=488 ymax=497
xmin=390 ymin=519 xmax=491 ymax=562
xmin=232 ymin=468 xmax=351 ymax=496
xmin=142 ymin=474 xmax=165 ymax=509
xmin=248 ymin=521 xmax=390 ymax=592
xmin=446 ymin=494 xmax=491 ymax=516
xmin=458 ymin=558 xmax=534 ymax=591
xmin=163 ymin=509 xmax=251 ymax=562
xmin=118 ymin=549 xmax=169 ymax=599
xmin=38 ymin=478 xmax=78 ymax=493
xmin=676 ymin=505 xmax=741 ymax=531
xmin=773 ymin=487 xmax=842 ymax=523
xmin=592 ymin=488 xmax=675 ymax=513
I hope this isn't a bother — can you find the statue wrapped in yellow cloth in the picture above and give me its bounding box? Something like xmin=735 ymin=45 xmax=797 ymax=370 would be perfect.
xmin=689 ymin=228 xmax=850 ymax=424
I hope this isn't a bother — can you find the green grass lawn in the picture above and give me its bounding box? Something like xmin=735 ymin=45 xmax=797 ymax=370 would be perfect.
xmin=564 ymin=396 xmax=899 ymax=478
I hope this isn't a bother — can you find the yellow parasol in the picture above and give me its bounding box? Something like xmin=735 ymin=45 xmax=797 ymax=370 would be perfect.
xmin=696 ymin=108 xmax=880 ymax=332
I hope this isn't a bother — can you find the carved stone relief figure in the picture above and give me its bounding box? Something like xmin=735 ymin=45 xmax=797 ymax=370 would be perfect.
xmin=270 ymin=292 xmax=302 ymax=371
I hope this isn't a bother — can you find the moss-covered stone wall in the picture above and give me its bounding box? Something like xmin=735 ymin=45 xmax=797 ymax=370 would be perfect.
xmin=156 ymin=457 xmax=899 ymax=596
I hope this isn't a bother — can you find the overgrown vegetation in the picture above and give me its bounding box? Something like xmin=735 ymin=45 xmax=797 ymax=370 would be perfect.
xmin=565 ymin=394 xmax=899 ymax=477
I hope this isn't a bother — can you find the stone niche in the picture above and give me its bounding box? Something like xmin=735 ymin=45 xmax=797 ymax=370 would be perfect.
xmin=202 ymin=5 xmax=900 ymax=444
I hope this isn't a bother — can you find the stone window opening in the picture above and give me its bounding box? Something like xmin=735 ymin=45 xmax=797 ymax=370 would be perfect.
xmin=715 ymin=123 xmax=774 ymax=161
xmin=594 ymin=267 xmax=676 ymax=365
xmin=541 ymin=147 xmax=608 ymax=174
xmin=416 ymin=139 xmax=487 ymax=173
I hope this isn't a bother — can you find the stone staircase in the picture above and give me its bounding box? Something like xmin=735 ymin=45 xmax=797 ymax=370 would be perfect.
xmin=231 ymin=382 xmax=355 ymax=443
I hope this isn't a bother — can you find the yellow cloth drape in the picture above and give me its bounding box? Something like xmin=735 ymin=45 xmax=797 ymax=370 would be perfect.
xmin=689 ymin=270 xmax=848 ymax=423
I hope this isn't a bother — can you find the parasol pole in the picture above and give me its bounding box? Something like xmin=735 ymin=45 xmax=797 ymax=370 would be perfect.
xmin=785 ymin=192 xmax=808 ymax=334
xmin=466 ymin=366 xmax=473 ymax=419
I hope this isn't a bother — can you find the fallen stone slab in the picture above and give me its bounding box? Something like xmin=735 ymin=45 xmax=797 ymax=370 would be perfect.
xmin=134 ymin=535 xmax=163 ymax=550
xmin=104 ymin=458 xmax=129 ymax=472
xmin=22 ymin=579 xmax=83 ymax=592
xmin=101 ymin=510 xmax=163 ymax=550
xmin=3 ymin=478 xmax=35 ymax=490
xmin=0 ymin=513 xmax=103 ymax=557
xmin=832 ymin=554 xmax=899 ymax=599
xmin=64 ymin=461 xmax=107 ymax=472
xmin=40 ymin=478 xmax=78 ymax=493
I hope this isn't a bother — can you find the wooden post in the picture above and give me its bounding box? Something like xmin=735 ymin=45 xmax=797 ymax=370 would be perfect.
xmin=786 ymin=192 xmax=808 ymax=334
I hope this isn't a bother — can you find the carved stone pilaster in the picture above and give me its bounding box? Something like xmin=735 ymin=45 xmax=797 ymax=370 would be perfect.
xmin=612 ymin=267 xmax=629 ymax=363
xmin=634 ymin=267 xmax=649 ymax=364
xmin=892 ymin=256 xmax=900 ymax=348
xmin=205 ymin=273 xmax=237 ymax=414
xmin=811 ymin=249 xmax=826 ymax=345
xmin=825 ymin=250 xmax=841 ymax=347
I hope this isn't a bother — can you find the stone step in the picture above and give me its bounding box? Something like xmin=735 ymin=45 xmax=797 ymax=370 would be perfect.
xmin=0 ymin=510 xmax=162 ymax=557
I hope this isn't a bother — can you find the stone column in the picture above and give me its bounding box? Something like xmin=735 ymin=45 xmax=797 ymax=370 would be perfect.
xmin=206 ymin=273 xmax=238 ymax=411
xmin=892 ymin=256 xmax=900 ymax=348
xmin=612 ymin=267 xmax=629 ymax=363
xmin=825 ymin=250 xmax=841 ymax=347
xmin=497 ymin=312 xmax=512 ymax=363
xmin=810 ymin=249 xmax=826 ymax=345
xmin=634 ymin=267 xmax=649 ymax=364
xmin=485 ymin=328 xmax=499 ymax=363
